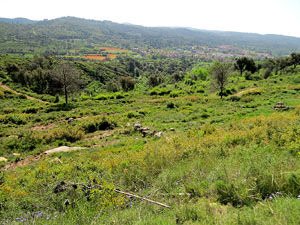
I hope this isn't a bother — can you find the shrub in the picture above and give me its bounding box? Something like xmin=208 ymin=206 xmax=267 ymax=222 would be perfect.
xmin=106 ymin=80 xmax=120 ymax=92
xmin=45 ymin=103 xmax=75 ymax=112
xmin=148 ymin=74 xmax=164 ymax=87
xmin=149 ymin=88 xmax=171 ymax=96
xmin=291 ymin=84 xmax=300 ymax=91
xmin=184 ymin=78 xmax=195 ymax=85
xmin=119 ymin=76 xmax=135 ymax=92
xmin=264 ymin=68 xmax=272 ymax=79
xmin=18 ymin=94 xmax=27 ymax=99
xmin=188 ymin=67 xmax=209 ymax=81
xmin=23 ymin=107 xmax=38 ymax=114
xmin=0 ymin=90 xmax=4 ymax=99
xmin=228 ymin=96 xmax=241 ymax=102
xmin=169 ymin=90 xmax=184 ymax=98
xmin=292 ymin=75 xmax=300 ymax=84
xmin=149 ymin=89 xmax=158 ymax=96
xmin=45 ymin=126 xmax=84 ymax=143
xmin=115 ymin=93 xmax=125 ymax=99
xmin=0 ymin=114 xmax=28 ymax=125
xmin=241 ymin=96 xmax=254 ymax=103
xmin=2 ymin=108 xmax=18 ymax=113
xmin=3 ymin=90 xmax=12 ymax=95
xmin=54 ymin=95 xmax=59 ymax=103
xmin=126 ymin=111 xmax=141 ymax=119
xmin=81 ymin=117 xmax=115 ymax=133
xmin=94 ymin=95 xmax=108 ymax=100
xmin=242 ymin=89 xmax=263 ymax=96
xmin=167 ymin=102 xmax=175 ymax=109
xmin=200 ymin=112 xmax=210 ymax=118
xmin=196 ymin=87 xmax=205 ymax=93
xmin=157 ymin=88 xmax=171 ymax=96
xmin=3 ymin=132 xmax=39 ymax=153
xmin=244 ymin=71 xmax=252 ymax=80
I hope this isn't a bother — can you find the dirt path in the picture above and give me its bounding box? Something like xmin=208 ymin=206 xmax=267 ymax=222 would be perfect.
xmin=233 ymin=88 xmax=258 ymax=97
xmin=0 ymin=83 xmax=50 ymax=103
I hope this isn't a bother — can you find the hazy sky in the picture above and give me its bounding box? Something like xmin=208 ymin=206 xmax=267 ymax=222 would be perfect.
xmin=1 ymin=0 xmax=300 ymax=37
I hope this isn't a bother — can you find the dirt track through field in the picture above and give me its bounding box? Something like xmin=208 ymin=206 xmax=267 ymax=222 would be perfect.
xmin=0 ymin=83 xmax=50 ymax=103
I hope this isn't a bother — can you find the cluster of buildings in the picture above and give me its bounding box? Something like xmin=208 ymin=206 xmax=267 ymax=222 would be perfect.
xmin=132 ymin=45 xmax=274 ymax=61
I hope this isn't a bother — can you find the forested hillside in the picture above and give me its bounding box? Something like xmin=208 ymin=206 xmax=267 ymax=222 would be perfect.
xmin=0 ymin=17 xmax=300 ymax=56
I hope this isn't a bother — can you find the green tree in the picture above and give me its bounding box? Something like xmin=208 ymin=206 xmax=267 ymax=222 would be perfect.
xmin=148 ymin=74 xmax=164 ymax=87
xmin=52 ymin=63 xmax=81 ymax=104
xmin=210 ymin=61 xmax=231 ymax=99
xmin=235 ymin=57 xmax=256 ymax=76
xmin=119 ymin=76 xmax=135 ymax=92
xmin=290 ymin=53 xmax=300 ymax=70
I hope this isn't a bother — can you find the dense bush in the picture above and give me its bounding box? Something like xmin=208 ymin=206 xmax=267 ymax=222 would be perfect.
xmin=187 ymin=67 xmax=209 ymax=81
xmin=169 ymin=90 xmax=185 ymax=98
xmin=106 ymin=80 xmax=120 ymax=92
xmin=148 ymin=74 xmax=164 ymax=87
xmin=44 ymin=126 xmax=84 ymax=143
xmin=81 ymin=117 xmax=116 ymax=133
xmin=22 ymin=107 xmax=39 ymax=114
xmin=228 ymin=96 xmax=241 ymax=101
xmin=196 ymin=87 xmax=205 ymax=93
xmin=0 ymin=114 xmax=28 ymax=125
xmin=119 ymin=76 xmax=135 ymax=92
xmin=167 ymin=102 xmax=175 ymax=109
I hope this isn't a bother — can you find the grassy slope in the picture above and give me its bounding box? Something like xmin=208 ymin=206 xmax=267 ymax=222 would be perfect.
xmin=1 ymin=73 xmax=300 ymax=224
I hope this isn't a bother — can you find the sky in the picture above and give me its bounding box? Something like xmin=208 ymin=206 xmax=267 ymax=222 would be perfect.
xmin=1 ymin=0 xmax=300 ymax=37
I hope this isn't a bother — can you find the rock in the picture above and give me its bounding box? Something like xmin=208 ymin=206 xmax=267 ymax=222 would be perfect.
xmin=133 ymin=122 xmax=143 ymax=130
xmin=126 ymin=123 xmax=131 ymax=127
xmin=67 ymin=118 xmax=75 ymax=123
xmin=0 ymin=157 xmax=7 ymax=162
xmin=170 ymin=128 xmax=175 ymax=131
xmin=45 ymin=146 xmax=86 ymax=154
xmin=242 ymin=105 xmax=246 ymax=108
xmin=53 ymin=182 xmax=66 ymax=193
xmin=51 ymin=157 xmax=62 ymax=164
xmin=141 ymin=129 xmax=153 ymax=137
xmin=273 ymin=102 xmax=290 ymax=111
xmin=154 ymin=132 xmax=163 ymax=138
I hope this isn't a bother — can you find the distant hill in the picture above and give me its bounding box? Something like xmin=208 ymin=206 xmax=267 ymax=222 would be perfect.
xmin=0 ymin=17 xmax=38 ymax=24
xmin=0 ymin=16 xmax=299 ymax=56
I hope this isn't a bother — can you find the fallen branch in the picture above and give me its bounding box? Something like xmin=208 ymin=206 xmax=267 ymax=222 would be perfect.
xmin=59 ymin=182 xmax=171 ymax=209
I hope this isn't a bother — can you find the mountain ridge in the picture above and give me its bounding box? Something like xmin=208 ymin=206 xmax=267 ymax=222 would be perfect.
xmin=0 ymin=16 xmax=299 ymax=56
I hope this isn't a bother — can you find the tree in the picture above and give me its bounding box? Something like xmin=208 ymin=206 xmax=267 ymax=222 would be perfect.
xmin=148 ymin=74 xmax=164 ymax=87
xmin=276 ymin=57 xmax=289 ymax=74
xmin=290 ymin=53 xmax=300 ymax=70
xmin=235 ymin=57 xmax=256 ymax=76
xmin=210 ymin=61 xmax=231 ymax=99
xmin=119 ymin=76 xmax=135 ymax=92
xmin=52 ymin=63 xmax=81 ymax=104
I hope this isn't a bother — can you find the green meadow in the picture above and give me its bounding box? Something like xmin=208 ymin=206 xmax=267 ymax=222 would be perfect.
xmin=1 ymin=53 xmax=300 ymax=224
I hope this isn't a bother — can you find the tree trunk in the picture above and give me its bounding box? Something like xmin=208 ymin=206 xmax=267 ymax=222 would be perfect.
xmin=220 ymin=87 xmax=224 ymax=99
xmin=64 ymin=85 xmax=68 ymax=104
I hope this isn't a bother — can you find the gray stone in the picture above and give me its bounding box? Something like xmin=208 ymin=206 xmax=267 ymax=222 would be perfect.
xmin=154 ymin=132 xmax=163 ymax=138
